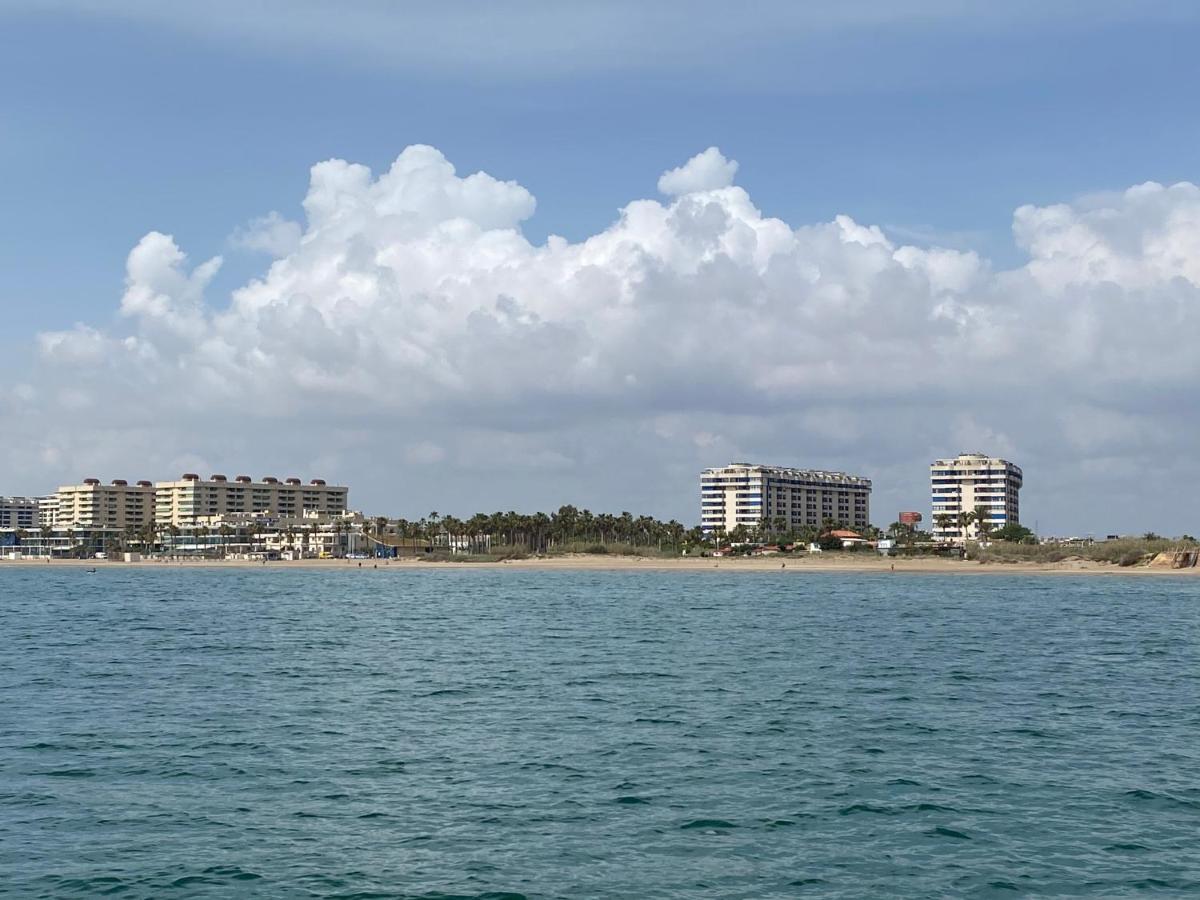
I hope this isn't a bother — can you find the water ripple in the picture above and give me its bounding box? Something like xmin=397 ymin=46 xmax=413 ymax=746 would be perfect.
xmin=2 ymin=568 xmax=1199 ymax=897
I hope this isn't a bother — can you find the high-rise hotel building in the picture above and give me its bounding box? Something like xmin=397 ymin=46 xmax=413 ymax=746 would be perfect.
xmin=154 ymin=474 xmax=349 ymax=527
xmin=930 ymin=453 xmax=1022 ymax=542
xmin=701 ymin=463 xmax=871 ymax=535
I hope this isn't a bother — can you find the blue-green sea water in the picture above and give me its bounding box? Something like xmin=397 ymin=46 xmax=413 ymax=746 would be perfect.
xmin=2 ymin=568 xmax=1199 ymax=898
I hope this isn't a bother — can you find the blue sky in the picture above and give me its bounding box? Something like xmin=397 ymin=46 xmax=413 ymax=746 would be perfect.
xmin=3 ymin=1 xmax=1200 ymax=533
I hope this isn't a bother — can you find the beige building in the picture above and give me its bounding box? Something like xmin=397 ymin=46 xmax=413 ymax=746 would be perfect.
xmin=53 ymin=479 xmax=156 ymax=529
xmin=154 ymin=474 xmax=349 ymax=527
xmin=701 ymin=463 xmax=871 ymax=535
xmin=930 ymin=453 xmax=1023 ymax=542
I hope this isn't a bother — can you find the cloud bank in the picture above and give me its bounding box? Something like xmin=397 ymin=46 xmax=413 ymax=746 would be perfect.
xmin=11 ymin=145 xmax=1200 ymax=532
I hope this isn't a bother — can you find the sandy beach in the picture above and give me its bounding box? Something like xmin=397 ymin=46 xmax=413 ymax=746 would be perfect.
xmin=2 ymin=554 xmax=1197 ymax=575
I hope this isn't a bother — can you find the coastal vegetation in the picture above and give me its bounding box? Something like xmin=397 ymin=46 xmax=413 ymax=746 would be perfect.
xmin=966 ymin=536 xmax=1197 ymax=566
xmin=16 ymin=500 xmax=1194 ymax=568
xmin=372 ymin=507 xmax=692 ymax=555
xmin=368 ymin=507 xmax=875 ymax=560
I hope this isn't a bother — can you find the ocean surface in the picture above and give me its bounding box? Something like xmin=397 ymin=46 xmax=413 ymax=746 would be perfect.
xmin=2 ymin=568 xmax=1199 ymax=898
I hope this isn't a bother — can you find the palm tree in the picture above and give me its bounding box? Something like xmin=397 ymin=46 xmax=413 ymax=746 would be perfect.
xmin=934 ymin=513 xmax=954 ymax=541
xmin=375 ymin=517 xmax=389 ymax=556
xmin=711 ymin=525 xmax=727 ymax=549
xmin=139 ymin=521 xmax=157 ymax=557
xmin=218 ymin=524 xmax=234 ymax=558
xmin=956 ymin=510 xmax=975 ymax=543
xmin=667 ymin=520 xmax=685 ymax=553
xmin=973 ymin=505 xmax=993 ymax=545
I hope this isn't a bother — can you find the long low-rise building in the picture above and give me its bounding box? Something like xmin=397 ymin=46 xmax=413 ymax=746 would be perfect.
xmin=39 ymin=474 xmax=349 ymax=530
xmin=701 ymin=462 xmax=871 ymax=534
xmin=4 ymin=472 xmax=353 ymax=558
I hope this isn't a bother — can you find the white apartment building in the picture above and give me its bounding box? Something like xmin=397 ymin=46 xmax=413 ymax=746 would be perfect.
xmin=54 ymin=479 xmax=156 ymax=529
xmin=0 ymin=496 xmax=40 ymax=531
xmin=38 ymin=495 xmax=58 ymax=529
xmin=701 ymin=463 xmax=871 ymax=535
xmin=930 ymin=453 xmax=1023 ymax=542
xmin=154 ymin=474 xmax=349 ymax=527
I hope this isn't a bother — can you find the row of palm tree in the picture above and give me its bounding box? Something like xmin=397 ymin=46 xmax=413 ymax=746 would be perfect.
xmin=933 ymin=505 xmax=995 ymax=543
xmin=356 ymin=508 xmax=885 ymax=555
xmin=359 ymin=506 xmax=692 ymax=553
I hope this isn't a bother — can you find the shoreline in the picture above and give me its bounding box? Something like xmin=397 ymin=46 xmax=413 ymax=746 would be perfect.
xmin=1 ymin=554 xmax=1196 ymax=576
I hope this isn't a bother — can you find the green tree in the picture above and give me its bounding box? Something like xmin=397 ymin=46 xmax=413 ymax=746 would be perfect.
xmin=218 ymin=524 xmax=234 ymax=558
xmin=993 ymin=522 xmax=1036 ymax=544
xmin=139 ymin=521 xmax=157 ymax=556
xmin=817 ymin=531 xmax=844 ymax=551
xmin=973 ymin=505 xmax=993 ymax=544
xmin=956 ymin=510 xmax=976 ymax=542
xmin=934 ymin=513 xmax=954 ymax=539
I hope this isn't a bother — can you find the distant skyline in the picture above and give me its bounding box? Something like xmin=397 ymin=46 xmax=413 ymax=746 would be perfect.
xmin=2 ymin=1 xmax=1200 ymax=534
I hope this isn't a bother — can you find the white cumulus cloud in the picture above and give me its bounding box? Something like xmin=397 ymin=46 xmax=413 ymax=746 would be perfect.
xmin=657 ymin=147 xmax=739 ymax=196
xmin=8 ymin=145 xmax=1200 ymax=533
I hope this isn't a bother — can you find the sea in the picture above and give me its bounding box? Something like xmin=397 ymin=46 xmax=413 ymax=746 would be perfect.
xmin=2 ymin=567 xmax=1199 ymax=898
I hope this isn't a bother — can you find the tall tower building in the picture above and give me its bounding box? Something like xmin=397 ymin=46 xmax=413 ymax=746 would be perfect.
xmin=930 ymin=453 xmax=1022 ymax=542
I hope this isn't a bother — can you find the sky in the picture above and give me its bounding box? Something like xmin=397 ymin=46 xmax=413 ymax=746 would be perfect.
xmin=2 ymin=0 xmax=1200 ymax=535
